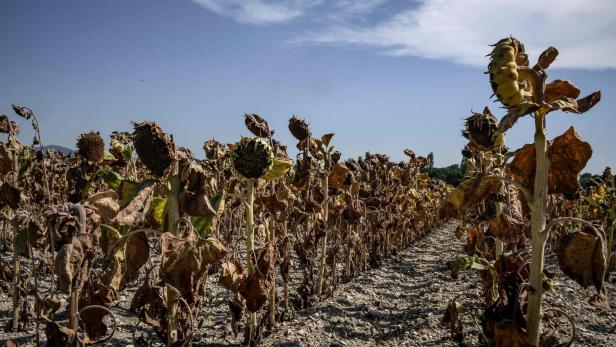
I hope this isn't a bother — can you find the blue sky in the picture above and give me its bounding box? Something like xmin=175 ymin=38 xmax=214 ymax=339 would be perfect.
xmin=0 ymin=0 xmax=614 ymax=172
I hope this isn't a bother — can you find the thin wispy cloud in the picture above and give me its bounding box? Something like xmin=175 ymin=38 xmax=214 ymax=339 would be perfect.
xmin=196 ymin=0 xmax=616 ymax=69
xmin=192 ymin=0 xmax=322 ymax=25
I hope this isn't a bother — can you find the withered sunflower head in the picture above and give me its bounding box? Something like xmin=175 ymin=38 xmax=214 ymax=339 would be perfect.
xmin=244 ymin=113 xmax=272 ymax=138
xmin=76 ymin=131 xmax=105 ymax=163
xmin=232 ymin=137 xmax=273 ymax=179
xmin=602 ymin=167 xmax=612 ymax=182
xmin=11 ymin=104 xmax=33 ymax=120
xmin=132 ymin=121 xmax=176 ymax=177
xmin=464 ymin=107 xmax=498 ymax=149
xmin=331 ymin=150 xmax=341 ymax=164
xmin=203 ymin=139 xmax=223 ymax=161
xmin=288 ymin=115 xmax=310 ymax=141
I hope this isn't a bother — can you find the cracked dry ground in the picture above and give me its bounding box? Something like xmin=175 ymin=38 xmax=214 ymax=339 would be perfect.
xmin=258 ymin=221 xmax=616 ymax=347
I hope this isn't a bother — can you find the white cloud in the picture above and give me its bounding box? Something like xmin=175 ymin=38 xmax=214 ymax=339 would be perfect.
xmin=301 ymin=0 xmax=616 ymax=69
xmin=192 ymin=0 xmax=321 ymax=25
xmin=194 ymin=0 xmax=616 ymax=69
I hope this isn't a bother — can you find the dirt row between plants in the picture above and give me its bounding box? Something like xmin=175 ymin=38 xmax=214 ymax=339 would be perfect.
xmin=256 ymin=220 xmax=616 ymax=347
xmin=2 ymin=220 xmax=615 ymax=346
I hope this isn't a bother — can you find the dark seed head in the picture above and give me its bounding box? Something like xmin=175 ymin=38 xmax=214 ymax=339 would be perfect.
xmin=244 ymin=114 xmax=272 ymax=138
xmin=232 ymin=137 xmax=273 ymax=179
xmin=132 ymin=121 xmax=176 ymax=177
xmin=76 ymin=131 xmax=105 ymax=163
xmin=289 ymin=115 xmax=310 ymax=141
xmin=464 ymin=108 xmax=498 ymax=149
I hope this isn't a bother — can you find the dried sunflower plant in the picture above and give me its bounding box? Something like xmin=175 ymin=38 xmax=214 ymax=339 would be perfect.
xmin=442 ymin=37 xmax=603 ymax=346
xmin=0 ymin=106 xmax=454 ymax=347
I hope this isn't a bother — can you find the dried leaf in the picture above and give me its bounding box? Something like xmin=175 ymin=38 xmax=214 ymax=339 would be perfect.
xmin=179 ymin=191 xmax=216 ymax=217
xmin=549 ymin=127 xmax=592 ymax=194
xmin=536 ymin=46 xmax=558 ymax=70
xmin=328 ymin=163 xmax=351 ymax=190
xmin=113 ymin=184 xmax=154 ymax=226
xmin=100 ymin=230 xmax=150 ymax=292
xmin=543 ymin=91 xmax=601 ymax=115
xmin=0 ymin=182 xmax=21 ymax=210
xmin=557 ymin=226 xmax=606 ymax=293
xmin=544 ymin=80 xmax=580 ymax=102
xmin=239 ymin=243 xmax=275 ymax=312
xmin=321 ymin=133 xmax=335 ymax=146
xmin=219 ymin=259 xmax=246 ymax=292
xmin=508 ymin=127 xmax=592 ymax=194
xmin=440 ymin=176 xmax=501 ymax=219
xmin=443 ymin=298 xmax=464 ymax=342
xmin=494 ymin=321 xmax=533 ymax=347
xmin=45 ymin=322 xmax=76 ymax=347
xmin=160 ymin=233 xmax=227 ymax=303
xmin=54 ymin=233 xmax=97 ymax=294
xmin=489 ymin=212 xmax=525 ymax=244
xmin=85 ymin=190 xmax=120 ymax=222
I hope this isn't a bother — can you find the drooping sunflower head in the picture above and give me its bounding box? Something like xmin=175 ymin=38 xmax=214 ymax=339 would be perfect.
xmin=244 ymin=113 xmax=272 ymax=138
xmin=76 ymin=131 xmax=105 ymax=163
xmin=487 ymin=37 xmax=531 ymax=108
xmin=288 ymin=115 xmax=310 ymax=141
xmin=132 ymin=121 xmax=176 ymax=177
xmin=463 ymin=107 xmax=498 ymax=149
xmin=232 ymin=137 xmax=273 ymax=179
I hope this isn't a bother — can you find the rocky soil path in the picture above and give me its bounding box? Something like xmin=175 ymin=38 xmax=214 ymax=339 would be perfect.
xmin=2 ymin=220 xmax=615 ymax=346
xmin=258 ymin=220 xmax=616 ymax=347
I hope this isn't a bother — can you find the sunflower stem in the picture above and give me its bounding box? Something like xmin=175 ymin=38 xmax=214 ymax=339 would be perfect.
xmin=166 ymin=172 xmax=180 ymax=346
xmin=527 ymin=111 xmax=549 ymax=346
xmin=317 ymin=155 xmax=329 ymax=296
xmin=245 ymin=179 xmax=256 ymax=343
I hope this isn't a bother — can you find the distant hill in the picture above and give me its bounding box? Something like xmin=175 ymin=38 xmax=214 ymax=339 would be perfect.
xmin=39 ymin=145 xmax=75 ymax=156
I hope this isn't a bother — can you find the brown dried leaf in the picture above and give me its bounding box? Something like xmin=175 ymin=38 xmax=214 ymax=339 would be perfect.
xmin=54 ymin=233 xmax=97 ymax=294
xmin=0 ymin=182 xmax=21 ymax=210
xmin=219 ymin=259 xmax=246 ymax=292
xmin=321 ymin=133 xmax=334 ymax=146
xmin=45 ymin=322 xmax=76 ymax=347
xmin=443 ymin=298 xmax=464 ymax=342
xmin=493 ymin=321 xmax=533 ymax=347
xmin=179 ymin=191 xmax=216 ymax=217
xmin=557 ymin=226 xmax=606 ymax=293
xmin=160 ymin=232 xmax=227 ymax=303
xmin=508 ymin=127 xmax=592 ymax=194
xmin=440 ymin=176 xmax=501 ymax=220
xmin=536 ymin=46 xmax=559 ymax=70
xmin=489 ymin=212 xmax=525 ymax=244
xmin=328 ymin=163 xmax=351 ymax=190
xmin=543 ymin=91 xmax=601 ymax=115
xmin=112 ymin=184 xmax=154 ymax=226
xmin=100 ymin=230 xmax=150 ymax=292
xmin=85 ymin=190 xmax=120 ymax=222
xmin=257 ymin=193 xmax=287 ymax=213
xmin=544 ymin=80 xmax=580 ymax=102
xmin=239 ymin=243 xmax=275 ymax=312
xmin=576 ymin=91 xmax=601 ymax=113
xmin=549 ymin=127 xmax=592 ymax=194
xmin=35 ymin=297 xmax=61 ymax=320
